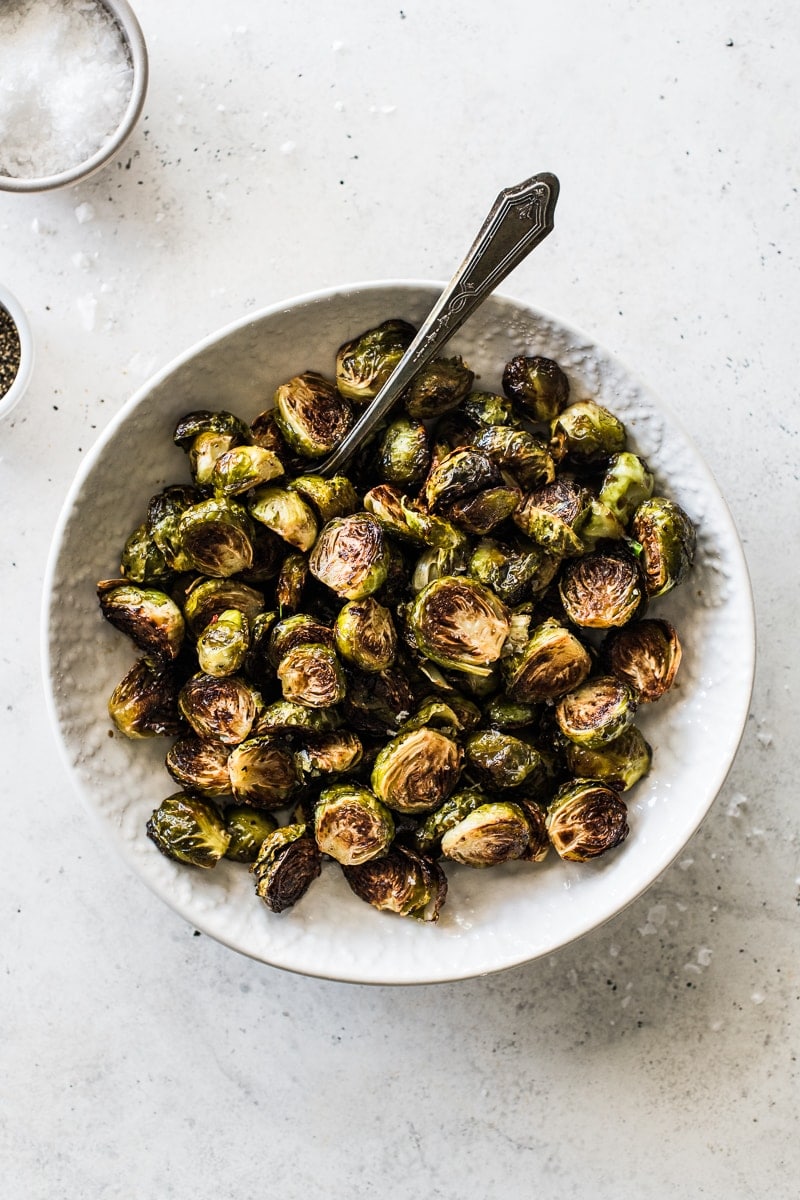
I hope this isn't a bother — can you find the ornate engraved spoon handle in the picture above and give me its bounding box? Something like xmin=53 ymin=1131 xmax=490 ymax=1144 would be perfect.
xmin=319 ymin=171 xmax=559 ymax=477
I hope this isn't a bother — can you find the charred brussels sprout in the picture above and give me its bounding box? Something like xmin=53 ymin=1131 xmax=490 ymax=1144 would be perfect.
xmin=211 ymin=444 xmax=284 ymax=495
xmin=178 ymin=497 xmax=255 ymax=578
xmin=482 ymin=695 xmax=540 ymax=730
xmin=550 ymin=400 xmax=626 ymax=465
xmin=573 ymin=498 xmax=626 ymax=552
xmin=405 ymin=355 xmax=474 ymax=419
xmin=228 ymin=733 xmax=299 ymax=807
xmin=377 ymin=417 xmax=431 ymax=486
xmin=563 ymin=726 xmax=652 ymax=792
xmin=440 ymin=800 xmax=534 ymax=868
xmin=173 ymin=411 xmax=251 ymax=487
xmin=295 ymin=730 xmax=363 ymax=778
xmin=334 ymin=596 xmax=397 ymax=672
xmin=252 ymin=824 xmax=322 ymax=912
xmin=274 ymin=371 xmax=354 ymax=458
xmin=468 ymin=538 xmax=555 ymax=606
xmin=275 ymin=551 xmax=308 ymax=616
xmin=287 ymin=473 xmax=359 ymax=523
xmin=465 ymin=730 xmax=547 ymax=791
xmin=546 ymin=779 xmax=629 ymax=861
xmin=414 ymin=786 xmax=487 ymax=854
xmin=268 ymin=613 xmax=335 ymax=665
xmin=147 ymin=485 xmax=204 ymax=572
xmin=343 ymin=843 xmax=447 ymax=922
xmin=444 ymin=485 xmax=521 ymax=535
xmin=108 ymin=657 xmax=184 ymax=739
xmin=408 ymin=576 xmax=510 ymax=677
xmin=342 ymin=667 xmax=415 ymax=736
xmin=178 ymin=673 xmax=260 ymax=745
xmin=559 ymin=546 xmax=646 ymax=629
xmin=166 ymin=736 xmax=231 ymax=797
xmin=400 ymin=694 xmax=482 ymax=737
xmin=599 ymin=452 xmax=654 ymax=526
xmin=314 ymin=783 xmax=395 ymax=866
xmin=371 ymin=727 xmax=463 ymax=813
xmin=423 ymin=447 xmax=499 ymax=513
xmin=98 ymin=581 xmax=185 ymax=661
xmin=224 ymin=807 xmax=279 ymax=863
xmin=196 ymin=609 xmax=249 ymax=677
xmin=336 ymin=318 xmax=416 ymax=403
xmin=248 ymin=486 xmax=318 ymax=552
xmin=462 ymin=390 xmax=516 ymax=428
xmin=630 ymin=497 xmax=696 ymax=598
xmin=502 ymin=618 xmax=592 ymax=703
xmin=277 ymin=643 xmax=346 ymax=708
xmin=513 ymin=477 xmax=587 ymax=556
xmin=474 ymin=425 xmax=556 ymax=490
xmin=308 ymin=513 xmax=389 ymax=599
xmin=146 ymin=793 xmax=230 ymax=868
xmin=182 ymin=577 xmax=265 ymax=637
xmin=555 ymin=675 xmax=638 ymax=748
xmin=257 ymin=699 xmax=342 ymax=735
xmin=502 ymin=355 xmax=569 ymax=422
xmin=120 ymin=522 xmax=172 ymax=585
xmin=604 ymin=618 xmax=682 ymax=701
xmin=364 ymin=485 xmax=468 ymax=553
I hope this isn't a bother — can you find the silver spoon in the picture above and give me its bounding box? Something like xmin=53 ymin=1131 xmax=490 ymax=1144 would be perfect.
xmin=319 ymin=171 xmax=560 ymax=478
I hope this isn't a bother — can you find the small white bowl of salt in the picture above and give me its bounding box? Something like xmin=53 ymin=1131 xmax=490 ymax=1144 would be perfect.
xmin=0 ymin=0 xmax=148 ymax=192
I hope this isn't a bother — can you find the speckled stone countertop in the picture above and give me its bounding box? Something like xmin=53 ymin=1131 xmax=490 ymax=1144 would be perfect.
xmin=2 ymin=1 xmax=797 ymax=1196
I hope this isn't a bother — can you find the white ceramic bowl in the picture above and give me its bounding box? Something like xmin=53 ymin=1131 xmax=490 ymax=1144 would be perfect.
xmin=0 ymin=282 xmax=34 ymax=420
xmin=42 ymin=281 xmax=755 ymax=984
xmin=0 ymin=0 xmax=148 ymax=194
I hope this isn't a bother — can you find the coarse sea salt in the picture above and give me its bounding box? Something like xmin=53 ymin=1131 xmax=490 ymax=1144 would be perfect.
xmin=0 ymin=0 xmax=134 ymax=180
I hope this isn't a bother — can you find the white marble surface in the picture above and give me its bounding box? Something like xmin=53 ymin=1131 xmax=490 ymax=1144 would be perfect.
xmin=2 ymin=1 xmax=797 ymax=1195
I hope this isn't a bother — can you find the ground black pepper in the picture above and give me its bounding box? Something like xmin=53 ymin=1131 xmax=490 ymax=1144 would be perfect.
xmin=0 ymin=304 xmax=21 ymax=398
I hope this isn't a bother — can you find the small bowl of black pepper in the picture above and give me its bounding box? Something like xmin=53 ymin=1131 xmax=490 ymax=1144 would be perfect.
xmin=0 ymin=284 xmax=34 ymax=420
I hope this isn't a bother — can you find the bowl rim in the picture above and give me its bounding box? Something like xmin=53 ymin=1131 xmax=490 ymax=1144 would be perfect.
xmin=0 ymin=281 xmax=34 ymax=419
xmin=41 ymin=278 xmax=757 ymax=984
xmin=0 ymin=0 xmax=149 ymax=194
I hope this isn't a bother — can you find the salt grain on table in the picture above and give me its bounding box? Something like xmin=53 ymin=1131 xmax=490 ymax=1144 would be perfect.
xmin=0 ymin=0 xmax=134 ymax=180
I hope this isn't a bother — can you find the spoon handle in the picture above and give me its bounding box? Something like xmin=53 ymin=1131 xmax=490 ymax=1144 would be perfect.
xmin=319 ymin=171 xmax=559 ymax=478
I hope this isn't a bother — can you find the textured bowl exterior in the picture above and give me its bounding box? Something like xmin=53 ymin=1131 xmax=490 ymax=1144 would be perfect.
xmin=42 ymin=281 xmax=755 ymax=984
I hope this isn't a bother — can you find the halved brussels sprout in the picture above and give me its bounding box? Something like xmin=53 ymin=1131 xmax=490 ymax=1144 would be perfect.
xmin=411 ymin=543 xmax=470 ymax=593
xmin=363 ymin=484 xmax=466 ymax=553
xmin=334 ymin=597 xmax=397 ymax=672
xmin=343 ymin=843 xmax=447 ymax=922
xmin=182 ymin=576 xmax=265 ymax=637
xmin=599 ymin=452 xmax=654 ymax=526
xmin=440 ymin=800 xmax=534 ymax=868
xmin=400 ymin=694 xmax=482 ymax=736
xmin=559 ymin=546 xmax=646 ymax=628
xmin=173 ymin=409 xmax=251 ymax=450
xmin=120 ymin=522 xmax=172 ymax=585
xmin=275 ymin=551 xmax=308 ymax=616
xmin=178 ymin=672 xmax=260 ymax=745
xmin=342 ymin=667 xmax=415 ymax=736
xmin=277 ymin=643 xmax=346 ymax=708
xmin=147 ymin=485 xmax=204 ymax=572
xmin=241 ymin=609 xmax=279 ymax=688
xmin=146 ymin=792 xmax=230 ymax=868
xmin=550 ymin=400 xmax=626 ymax=465
xmin=604 ymin=618 xmax=682 ymax=701
xmin=408 ymin=576 xmax=510 ymax=677
xmin=462 ymin=390 xmax=516 ymax=428
xmin=481 ymin=695 xmax=540 ymax=730
xmin=371 ymin=726 xmax=463 ymax=813
xmin=405 ymin=355 xmax=474 ymax=419
xmin=413 ymin=786 xmax=487 ymax=854
xmin=555 ymin=675 xmax=638 ymax=748
xmin=563 ymin=725 xmax=652 ymax=792
xmin=211 ymin=445 xmax=284 ymax=495
xmin=178 ymin=497 xmax=255 ymax=578
xmin=224 ymin=806 xmax=279 ymax=863
xmin=630 ymin=497 xmax=696 ymax=598
xmin=336 ymin=318 xmax=417 ymax=403
xmin=314 ymin=783 xmax=395 ymax=866
xmin=227 ymin=733 xmax=299 ymax=807
xmin=502 ymin=355 xmax=569 ymax=422
xmin=465 ymin=729 xmax=547 ymax=791
xmin=474 ymin=425 xmax=556 ymax=490
xmin=513 ymin=478 xmax=586 ymax=556
xmin=287 ymin=474 xmax=359 ymax=523
xmin=295 ymin=730 xmax=363 ymax=778
xmin=545 ymin=779 xmax=629 ymax=861
xmin=502 ymin=617 xmax=592 ymax=703
xmin=444 ymin=486 xmax=522 ymax=536
xmin=468 ymin=538 xmax=554 ymax=606
xmin=273 ymin=371 xmax=354 ymax=458
xmin=108 ymin=657 xmax=184 ymax=739
xmin=196 ymin=608 xmax=249 ymax=677
xmin=573 ymin=498 xmax=626 ymax=552
xmin=249 ymin=409 xmax=296 ymax=465
xmin=257 ymin=699 xmax=342 ymax=735
xmin=97 ymin=580 xmax=185 ymax=661
xmin=165 ymin=735 xmax=231 ymax=797
xmin=308 ymin=513 xmax=389 ymax=600
xmin=423 ymin=447 xmax=500 ymax=513
xmin=248 ymin=486 xmax=318 ymax=552
xmin=252 ymin=823 xmax=322 ymax=912
xmin=268 ymin=613 xmax=335 ymax=666
xmin=377 ymin=417 xmax=431 ymax=486
xmin=239 ymin=524 xmax=285 ymax=585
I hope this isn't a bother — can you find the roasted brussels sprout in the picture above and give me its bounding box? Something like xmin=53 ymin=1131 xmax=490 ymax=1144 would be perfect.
xmin=178 ymin=497 xmax=255 ymax=578
xmin=462 ymin=390 xmax=516 ymax=428
xmin=502 ymin=618 xmax=592 ymax=703
xmin=287 ymin=473 xmax=359 ymax=523
xmin=513 ymin=477 xmax=586 ymax=556
xmin=342 ymin=666 xmax=415 ymax=736
xmin=481 ymin=695 xmax=540 ymax=730
xmin=343 ymin=842 xmax=447 ymax=921
xmin=336 ymin=319 xmax=416 ymax=403
xmin=423 ymin=447 xmax=500 ymax=513
xmin=178 ymin=672 xmax=260 ymax=745
xmin=545 ymin=779 xmax=629 ymax=861
xmin=573 ymin=498 xmax=626 ymax=552
xmin=550 ymin=400 xmax=626 ymax=465
xmin=227 ymin=733 xmax=299 ymax=807
xmin=377 ymin=417 xmax=431 ymax=486
xmin=295 ymin=730 xmax=363 ymax=778
xmin=563 ymin=726 xmax=652 ymax=792
xmin=267 ymin=613 xmax=335 ymax=665
xmin=408 ymin=576 xmax=510 ymax=677
xmin=276 ymin=643 xmax=346 ymax=708
xmin=604 ymin=618 xmax=682 ymax=701
xmin=174 ymin=411 xmax=251 ymax=488
xmin=555 ymin=675 xmax=638 ymax=748
xmin=166 ymin=735 xmax=231 ymax=797
xmin=211 ymin=444 xmax=284 ymax=495
xmin=333 ymin=596 xmax=397 ymax=673
xmin=468 ymin=538 xmax=554 ymax=606
xmin=275 ymin=551 xmax=308 ymax=616
xmin=465 ymin=729 xmax=547 ymax=791
xmin=196 ymin=608 xmax=249 ymax=677
xmin=405 ymin=355 xmax=474 ymax=419
xmin=108 ymin=657 xmax=184 ymax=739
xmin=599 ymin=452 xmax=654 ymax=526
xmin=630 ymin=497 xmax=696 ymax=598
xmin=400 ymin=694 xmax=482 ymax=736
xmin=257 ymin=698 xmax=342 ymax=734
xmin=98 ymin=580 xmax=185 ymax=661
xmin=440 ymin=800 xmax=534 ymax=868
xmin=120 ymin=522 xmax=172 ymax=585
xmin=445 ymin=484 xmax=522 ymax=534
xmin=314 ymin=783 xmax=395 ymax=866
xmin=182 ymin=576 xmax=265 ymax=637
xmin=224 ymin=806 xmax=279 ymax=863
xmin=413 ymin=786 xmax=486 ymax=854
xmin=370 ymin=726 xmax=462 ymax=813
xmin=146 ymin=485 xmax=203 ymax=573
xmin=274 ymin=371 xmax=354 ymax=458
xmin=247 ymin=486 xmax=319 ymax=553
xmin=502 ymin=354 xmax=569 ymax=422
xmin=559 ymin=546 xmax=646 ymax=628
xmin=252 ymin=823 xmax=322 ymax=912
xmin=474 ymin=425 xmax=556 ymax=490
xmin=308 ymin=513 xmax=389 ymax=599
xmin=146 ymin=792 xmax=230 ymax=868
